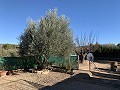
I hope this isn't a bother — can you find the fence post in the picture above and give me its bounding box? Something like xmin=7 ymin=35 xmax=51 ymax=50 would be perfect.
xmin=77 ymin=55 xmax=80 ymax=69
xmin=89 ymin=60 xmax=91 ymax=71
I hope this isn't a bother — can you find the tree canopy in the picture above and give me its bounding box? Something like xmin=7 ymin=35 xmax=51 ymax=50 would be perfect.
xmin=19 ymin=9 xmax=74 ymax=68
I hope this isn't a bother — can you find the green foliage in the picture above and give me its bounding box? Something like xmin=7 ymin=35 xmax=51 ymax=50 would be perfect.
xmin=94 ymin=44 xmax=120 ymax=58
xmin=2 ymin=44 xmax=16 ymax=50
xmin=19 ymin=19 xmax=36 ymax=56
xmin=19 ymin=9 xmax=74 ymax=69
xmin=117 ymin=43 xmax=120 ymax=48
xmin=0 ymin=44 xmax=19 ymax=57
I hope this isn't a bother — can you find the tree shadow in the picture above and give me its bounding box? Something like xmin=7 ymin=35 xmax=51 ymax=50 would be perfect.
xmin=0 ymin=78 xmax=45 ymax=89
xmin=23 ymin=80 xmax=45 ymax=89
xmin=97 ymin=68 xmax=110 ymax=73
xmin=40 ymin=72 xmax=120 ymax=90
xmin=48 ymin=66 xmax=74 ymax=75
xmin=92 ymin=71 xmax=120 ymax=80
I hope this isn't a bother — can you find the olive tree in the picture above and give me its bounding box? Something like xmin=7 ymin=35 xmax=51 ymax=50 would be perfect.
xmin=19 ymin=19 xmax=36 ymax=56
xmin=19 ymin=9 xmax=73 ymax=69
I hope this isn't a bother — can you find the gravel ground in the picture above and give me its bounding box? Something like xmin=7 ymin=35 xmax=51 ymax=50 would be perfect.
xmin=0 ymin=71 xmax=70 ymax=90
xmin=0 ymin=61 xmax=120 ymax=90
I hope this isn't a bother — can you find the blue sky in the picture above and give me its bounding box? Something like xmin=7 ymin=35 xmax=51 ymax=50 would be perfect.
xmin=0 ymin=0 xmax=120 ymax=44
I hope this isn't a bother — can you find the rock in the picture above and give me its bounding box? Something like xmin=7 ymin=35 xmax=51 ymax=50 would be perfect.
xmin=42 ymin=70 xmax=49 ymax=74
xmin=37 ymin=70 xmax=49 ymax=75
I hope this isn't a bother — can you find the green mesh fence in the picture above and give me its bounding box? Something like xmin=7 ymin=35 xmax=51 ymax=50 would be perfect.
xmin=0 ymin=57 xmax=36 ymax=70
xmin=0 ymin=57 xmax=22 ymax=70
xmin=47 ymin=55 xmax=78 ymax=69
xmin=70 ymin=55 xmax=78 ymax=69
xmin=0 ymin=55 xmax=78 ymax=70
xmin=48 ymin=56 xmax=64 ymax=67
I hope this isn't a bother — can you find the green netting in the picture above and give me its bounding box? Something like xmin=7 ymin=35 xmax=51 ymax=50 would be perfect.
xmin=48 ymin=56 xmax=64 ymax=67
xmin=0 ymin=55 xmax=78 ymax=70
xmin=0 ymin=57 xmax=18 ymax=70
xmin=0 ymin=57 xmax=36 ymax=70
xmin=70 ymin=56 xmax=78 ymax=69
xmin=0 ymin=57 xmax=4 ymax=70
xmin=48 ymin=55 xmax=78 ymax=69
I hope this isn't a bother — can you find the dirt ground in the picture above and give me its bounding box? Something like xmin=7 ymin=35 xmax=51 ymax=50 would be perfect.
xmin=0 ymin=60 xmax=120 ymax=90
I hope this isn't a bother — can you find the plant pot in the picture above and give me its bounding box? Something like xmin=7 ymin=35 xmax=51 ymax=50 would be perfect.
xmin=0 ymin=71 xmax=7 ymax=77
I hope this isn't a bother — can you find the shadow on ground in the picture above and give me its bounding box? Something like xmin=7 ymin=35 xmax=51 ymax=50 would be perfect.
xmin=40 ymin=72 xmax=120 ymax=90
xmin=97 ymin=67 xmax=110 ymax=72
xmin=23 ymin=80 xmax=45 ymax=89
xmin=0 ymin=78 xmax=45 ymax=89
xmin=92 ymin=71 xmax=120 ymax=80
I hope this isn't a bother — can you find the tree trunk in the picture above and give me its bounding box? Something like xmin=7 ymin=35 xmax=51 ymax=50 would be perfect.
xmin=43 ymin=55 xmax=48 ymax=69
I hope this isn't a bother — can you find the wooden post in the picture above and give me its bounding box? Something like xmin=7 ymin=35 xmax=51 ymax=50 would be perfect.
xmin=78 ymin=55 xmax=80 ymax=69
xmin=89 ymin=60 xmax=91 ymax=71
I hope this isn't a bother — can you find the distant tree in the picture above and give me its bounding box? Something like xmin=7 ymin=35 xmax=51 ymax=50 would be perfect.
xmin=94 ymin=44 xmax=120 ymax=58
xmin=117 ymin=43 xmax=120 ymax=48
xmin=0 ymin=44 xmax=18 ymax=57
xmin=19 ymin=9 xmax=74 ymax=69
xmin=75 ymin=32 xmax=98 ymax=63
xmin=2 ymin=44 xmax=16 ymax=50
